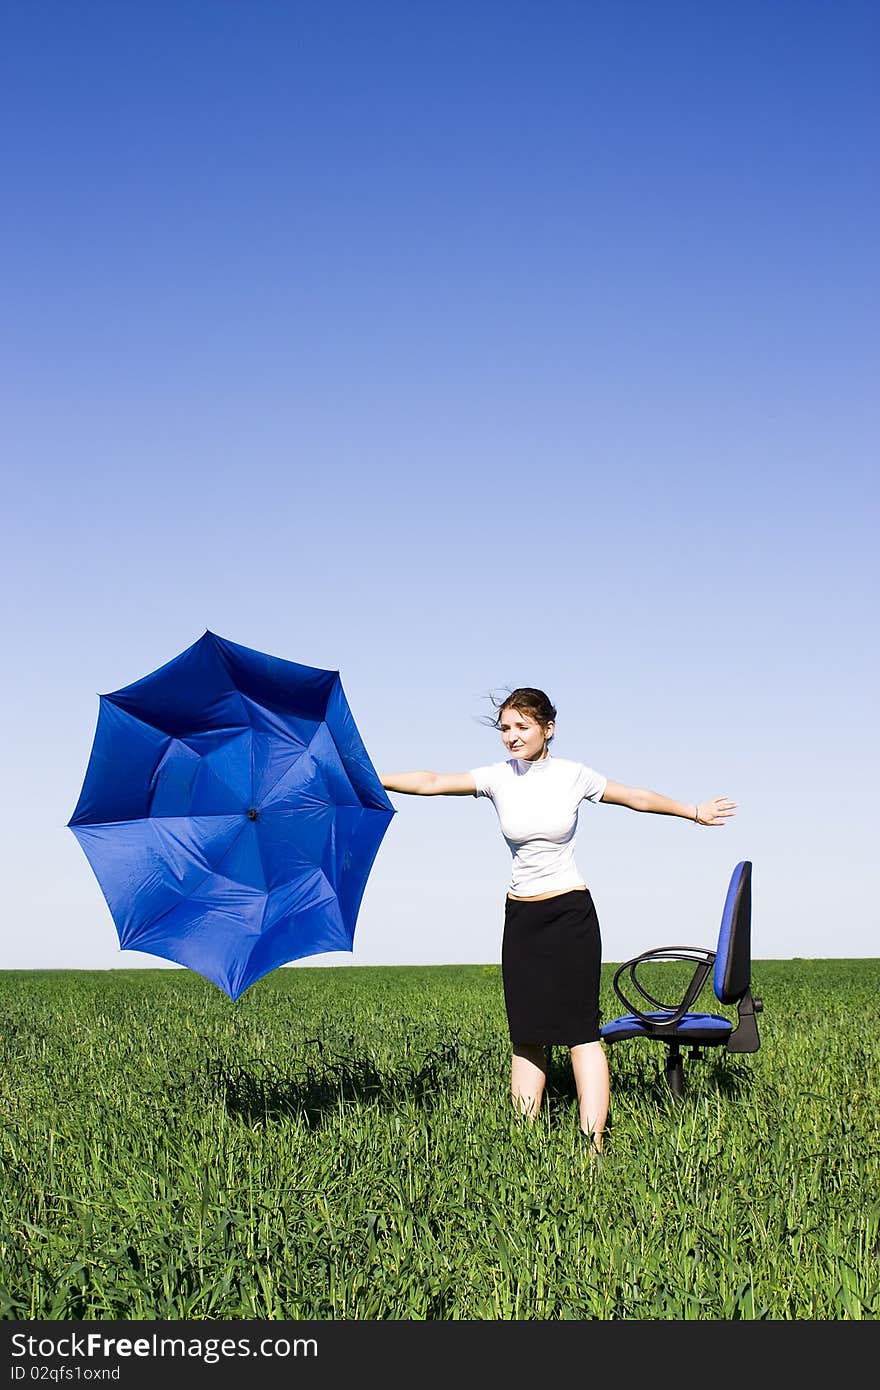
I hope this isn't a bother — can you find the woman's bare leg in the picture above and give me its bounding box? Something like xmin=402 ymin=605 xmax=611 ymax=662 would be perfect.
xmin=570 ymin=1041 xmax=609 ymax=1150
xmin=510 ymin=1043 xmax=548 ymax=1120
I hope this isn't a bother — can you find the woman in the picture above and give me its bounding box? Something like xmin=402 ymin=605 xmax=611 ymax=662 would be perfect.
xmin=380 ymin=687 xmax=736 ymax=1154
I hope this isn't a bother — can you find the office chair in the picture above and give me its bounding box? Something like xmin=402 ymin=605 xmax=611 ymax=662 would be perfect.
xmin=600 ymin=860 xmax=763 ymax=1098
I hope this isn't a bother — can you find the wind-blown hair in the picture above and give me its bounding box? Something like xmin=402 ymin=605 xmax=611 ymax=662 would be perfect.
xmin=482 ymin=687 xmax=557 ymax=742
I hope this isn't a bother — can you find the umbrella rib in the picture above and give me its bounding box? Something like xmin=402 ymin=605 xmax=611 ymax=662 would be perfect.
xmin=105 ymin=697 xmax=247 ymax=748
xmin=247 ymin=719 xmax=359 ymax=813
xmin=316 ymin=719 xmax=382 ymax=809
xmin=257 ymin=752 xmax=354 ymax=813
xmin=154 ymin=735 xmax=251 ymax=813
xmin=206 ymin=634 xmax=258 ymax=738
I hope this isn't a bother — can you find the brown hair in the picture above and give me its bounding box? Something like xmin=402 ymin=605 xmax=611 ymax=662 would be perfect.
xmin=483 ymin=687 xmax=557 ymax=741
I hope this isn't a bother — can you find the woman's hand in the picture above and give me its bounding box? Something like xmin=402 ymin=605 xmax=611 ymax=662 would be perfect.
xmin=695 ymin=797 xmax=737 ymax=826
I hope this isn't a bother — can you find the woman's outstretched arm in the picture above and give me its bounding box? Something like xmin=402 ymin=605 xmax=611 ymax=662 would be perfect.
xmin=380 ymin=771 xmax=477 ymax=796
xmin=600 ymin=779 xmax=736 ymax=826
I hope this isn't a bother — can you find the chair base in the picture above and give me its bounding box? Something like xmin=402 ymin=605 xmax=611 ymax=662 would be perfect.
xmin=666 ymin=1046 xmax=685 ymax=1098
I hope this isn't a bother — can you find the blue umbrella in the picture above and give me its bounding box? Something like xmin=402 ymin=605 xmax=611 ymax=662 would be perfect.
xmin=68 ymin=631 xmax=395 ymax=1000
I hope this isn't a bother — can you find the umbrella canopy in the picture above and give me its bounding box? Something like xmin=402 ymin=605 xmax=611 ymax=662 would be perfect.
xmin=68 ymin=631 xmax=395 ymax=1000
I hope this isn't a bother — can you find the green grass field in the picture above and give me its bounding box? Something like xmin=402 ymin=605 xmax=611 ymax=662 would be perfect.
xmin=1 ymin=960 xmax=878 ymax=1320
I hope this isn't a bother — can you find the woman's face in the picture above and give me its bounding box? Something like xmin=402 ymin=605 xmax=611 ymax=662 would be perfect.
xmin=499 ymin=707 xmax=553 ymax=761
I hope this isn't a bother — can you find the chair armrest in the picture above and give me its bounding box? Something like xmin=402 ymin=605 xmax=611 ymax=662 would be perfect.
xmin=611 ymin=947 xmax=716 ymax=1027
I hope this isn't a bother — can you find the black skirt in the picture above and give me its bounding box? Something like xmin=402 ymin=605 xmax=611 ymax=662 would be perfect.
xmin=501 ymin=888 xmax=602 ymax=1046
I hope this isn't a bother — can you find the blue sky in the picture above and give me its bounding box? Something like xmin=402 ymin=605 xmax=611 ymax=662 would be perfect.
xmin=3 ymin=0 xmax=878 ymax=976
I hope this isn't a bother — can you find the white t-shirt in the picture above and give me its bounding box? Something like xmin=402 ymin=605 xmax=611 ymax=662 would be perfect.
xmin=469 ymin=754 xmax=608 ymax=897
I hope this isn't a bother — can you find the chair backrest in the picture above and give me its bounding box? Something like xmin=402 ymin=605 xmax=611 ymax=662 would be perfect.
xmin=713 ymin=860 xmax=752 ymax=1004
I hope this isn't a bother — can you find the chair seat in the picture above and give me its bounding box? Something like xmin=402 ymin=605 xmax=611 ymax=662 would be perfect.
xmin=600 ymin=1011 xmax=733 ymax=1044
